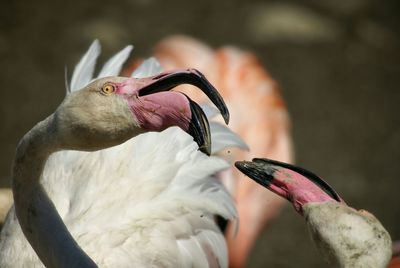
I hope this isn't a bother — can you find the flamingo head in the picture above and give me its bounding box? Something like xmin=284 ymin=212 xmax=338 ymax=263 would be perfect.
xmin=235 ymin=158 xmax=393 ymax=266
xmin=235 ymin=158 xmax=343 ymax=215
xmin=55 ymin=68 xmax=228 ymax=154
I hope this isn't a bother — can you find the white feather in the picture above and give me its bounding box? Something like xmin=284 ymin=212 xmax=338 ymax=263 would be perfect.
xmin=210 ymin=122 xmax=249 ymax=153
xmin=64 ymin=67 xmax=70 ymax=94
xmin=200 ymin=103 xmax=249 ymax=153
xmin=131 ymin=57 xmax=163 ymax=78
xmin=0 ymin=128 xmax=237 ymax=267
xmin=97 ymin=45 xmax=133 ymax=78
xmin=70 ymin=40 xmax=101 ymax=92
xmin=200 ymin=103 xmax=220 ymax=119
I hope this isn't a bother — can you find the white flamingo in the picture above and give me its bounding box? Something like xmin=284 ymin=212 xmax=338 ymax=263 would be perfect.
xmin=0 ymin=41 xmax=246 ymax=267
xmin=236 ymin=158 xmax=392 ymax=267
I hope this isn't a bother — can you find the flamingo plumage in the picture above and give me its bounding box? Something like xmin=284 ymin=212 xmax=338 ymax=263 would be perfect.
xmin=236 ymin=158 xmax=392 ymax=267
xmin=0 ymin=41 xmax=245 ymax=267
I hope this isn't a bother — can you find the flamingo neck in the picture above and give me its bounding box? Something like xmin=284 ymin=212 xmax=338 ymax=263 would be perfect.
xmin=303 ymin=202 xmax=392 ymax=267
xmin=12 ymin=115 xmax=97 ymax=268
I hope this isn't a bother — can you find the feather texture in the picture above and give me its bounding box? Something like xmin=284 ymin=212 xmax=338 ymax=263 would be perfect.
xmin=65 ymin=66 xmax=70 ymax=93
xmin=70 ymin=40 xmax=101 ymax=92
xmin=210 ymin=122 xmax=249 ymax=154
xmin=97 ymin=45 xmax=133 ymax=78
xmin=131 ymin=57 xmax=163 ymax=78
xmin=0 ymin=128 xmax=237 ymax=267
xmin=200 ymin=104 xmax=219 ymax=119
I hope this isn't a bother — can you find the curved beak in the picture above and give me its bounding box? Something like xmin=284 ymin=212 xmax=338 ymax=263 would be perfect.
xmin=186 ymin=98 xmax=211 ymax=155
xmin=122 ymin=68 xmax=228 ymax=156
xmin=137 ymin=68 xmax=229 ymax=124
xmin=235 ymin=158 xmax=343 ymax=214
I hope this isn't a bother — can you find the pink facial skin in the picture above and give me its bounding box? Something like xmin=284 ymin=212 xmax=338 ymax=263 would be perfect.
xmin=113 ymin=78 xmax=192 ymax=132
xmin=115 ymin=76 xmax=158 ymax=95
xmin=267 ymin=167 xmax=342 ymax=215
xmin=127 ymin=91 xmax=191 ymax=132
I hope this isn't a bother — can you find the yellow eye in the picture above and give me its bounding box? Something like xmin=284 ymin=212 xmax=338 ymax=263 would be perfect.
xmin=101 ymin=84 xmax=115 ymax=95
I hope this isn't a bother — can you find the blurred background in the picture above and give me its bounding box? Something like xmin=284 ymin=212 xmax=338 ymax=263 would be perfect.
xmin=0 ymin=0 xmax=399 ymax=266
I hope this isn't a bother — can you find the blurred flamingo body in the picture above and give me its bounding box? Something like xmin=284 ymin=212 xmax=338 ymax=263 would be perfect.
xmin=389 ymin=241 xmax=400 ymax=268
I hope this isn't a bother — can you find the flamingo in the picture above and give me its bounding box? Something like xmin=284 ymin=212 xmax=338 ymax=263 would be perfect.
xmin=124 ymin=35 xmax=294 ymax=267
xmin=0 ymin=41 xmax=244 ymax=267
xmin=235 ymin=158 xmax=392 ymax=267
xmin=0 ymin=36 xmax=293 ymax=266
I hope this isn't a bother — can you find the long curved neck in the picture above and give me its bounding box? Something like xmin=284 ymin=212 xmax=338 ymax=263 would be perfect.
xmin=12 ymin=115 xmax=97 ymax=268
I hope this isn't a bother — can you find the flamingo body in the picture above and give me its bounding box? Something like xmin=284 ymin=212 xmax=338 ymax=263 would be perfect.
xmin=1 ymin=128 xmax=235 ymax=267
xmin=0 ymin=41 xmax=242 ymax=267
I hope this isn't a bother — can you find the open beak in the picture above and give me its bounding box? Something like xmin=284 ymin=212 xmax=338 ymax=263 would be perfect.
xmin=235 ymin=158 xmax=343 ymax=213
xmin=132 ymin=68 xmax=229 ymax=155
xmin=137 ymin=68 xmax=229 ymax=123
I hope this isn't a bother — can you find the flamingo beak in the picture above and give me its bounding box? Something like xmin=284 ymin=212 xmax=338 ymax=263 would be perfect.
xmin=137 ymin=68 xmax=229 ymax=123
xmin=186 ymin=98 xmax=212 ymax=155
xmin=235 ymin=158 xmax=343 ymax=213
xmin=128 ymin=68 xmax=229 ymax=155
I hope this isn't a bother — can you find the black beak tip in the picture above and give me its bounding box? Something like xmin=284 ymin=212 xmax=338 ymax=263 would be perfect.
xmin=234 ymin=161 xmax=248 ymax=173
xmin=235 ymin=160 xmax=275 ymax=188
xmin=234 ymin=160 xmax=260 ymax=178
xmin=199 ymin=146 xmax=211 ymax=156
xmin=222 ymin=112 xmax=230 ymax=125
xmin=187 ymin=97 xmax=212 ymax=156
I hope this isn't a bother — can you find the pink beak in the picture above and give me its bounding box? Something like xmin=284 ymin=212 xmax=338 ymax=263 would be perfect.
xmin=235 ymin=158 xmax=344 ymax=215
xmin=117 ymin=69 xmax=229 ymax=155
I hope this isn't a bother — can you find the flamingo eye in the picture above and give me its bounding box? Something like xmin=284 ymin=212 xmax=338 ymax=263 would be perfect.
xmin=101 ymin=83 xmax=115 ymax=95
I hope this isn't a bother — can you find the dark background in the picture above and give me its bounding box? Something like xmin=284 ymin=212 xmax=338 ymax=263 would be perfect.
xmin=1 ymin=0 xmax=399 ymax=266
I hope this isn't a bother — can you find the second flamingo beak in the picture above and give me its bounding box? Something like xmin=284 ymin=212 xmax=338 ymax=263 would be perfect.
xmin=235 ymin=158 xmax=343 ymax=214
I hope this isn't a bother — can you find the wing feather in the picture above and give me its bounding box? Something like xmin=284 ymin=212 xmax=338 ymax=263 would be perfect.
xmin=131 ymin=57 xmax=163 ymax=78
xmin=70 ymin=40 xmax=101 ymax=92
xmin=210 ymin=122 xmax=249 ymax=153
xmin=97 ymin=45 xmax=133 ymax=78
